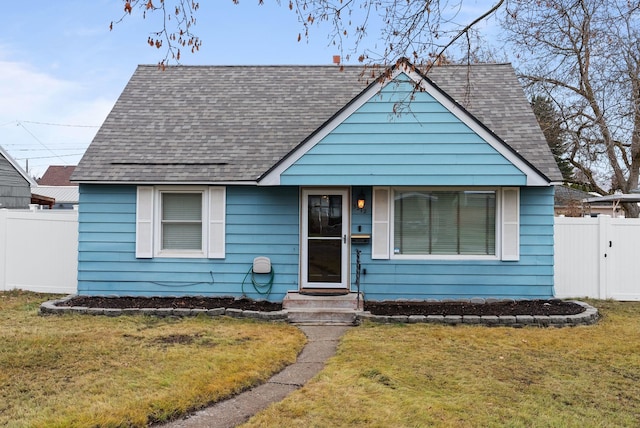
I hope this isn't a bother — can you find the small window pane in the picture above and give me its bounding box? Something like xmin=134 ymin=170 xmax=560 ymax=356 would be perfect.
xmin=161 ymin=192 xmax=202 ymax=251
xmin=394 ymin=192 xmax=431 ymax=255
xmin=430 ymin=192 xmax=458 ymax=255
xmin=460 ymin=192 xmax=496 ymax=255
xmin=163 ymin=193 xmax=202 ymax=221
xmin=163 ymin=224 xmax=202 ymax=249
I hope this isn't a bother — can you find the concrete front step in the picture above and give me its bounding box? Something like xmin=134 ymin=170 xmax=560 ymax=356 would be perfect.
xmin=287 ymin=308 xmax=360 ymax=325
xmin=283 ymin=291 xmax=364 ymax=311
xmin=283 ymin=292 xmax=364 ymax=325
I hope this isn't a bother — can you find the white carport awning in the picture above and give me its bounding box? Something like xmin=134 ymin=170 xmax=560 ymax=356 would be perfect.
xmin=583 ymin=194 xmax=640 ymax=217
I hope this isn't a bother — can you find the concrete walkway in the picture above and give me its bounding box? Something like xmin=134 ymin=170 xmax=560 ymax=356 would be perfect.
xmin=159 ymin=325 xmax=350 ymax=428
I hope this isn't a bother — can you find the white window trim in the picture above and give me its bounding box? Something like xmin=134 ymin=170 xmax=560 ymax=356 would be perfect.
xmin=155 ymin=186 xmax=208 ymax=258
xmin=387 ymin=186 xmax=502 ymax=261
xmin=136 ymin=185 xmax=226 ymax=259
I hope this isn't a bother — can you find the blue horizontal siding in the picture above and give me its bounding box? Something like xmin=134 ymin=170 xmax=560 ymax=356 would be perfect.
xmin=294 ymin=153 xmax=510 ymax=165
xmin=285 ymin=164 xmax=522 ymax=175
xmin=355 ymin=99 xmax=450 ymax=113
xmin=281 ymin=73 xmax=526 ymax=187
xmin=77 ymin=184 xmax=300 ymax=301
xmin=78 ymin=184 xmax=554 ymax=301
xmin=319 ymin=134 xmax=495 ymax=146
xmin=289 ymin=176 xmax=526 ymax=186
xmin=351 ymin=186 xmax=555 ymax=301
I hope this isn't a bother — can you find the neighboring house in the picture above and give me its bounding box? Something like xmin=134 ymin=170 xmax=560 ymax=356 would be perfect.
xmin=38 ymin=165 xmax=77 ymax=186
xmin=72 ymin=59 xmax=562 ymax=302
xmin=554 ymin=185 xmax=634 ymax=218
xmin=0 ymin=145 xmax=36 ymax=209
xmin=553 ymin=185 xmax=616 ymax=217
xmin=33 ymin=165 xmax=79 ymax=209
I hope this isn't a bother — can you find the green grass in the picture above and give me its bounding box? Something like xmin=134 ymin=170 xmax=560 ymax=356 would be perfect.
xmin=0 ymin=290 xmax=306 ymax=427
xmin=244 ymin=299 xmax=640 ymax=427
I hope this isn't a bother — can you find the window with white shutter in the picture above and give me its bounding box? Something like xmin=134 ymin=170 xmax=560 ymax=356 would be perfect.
xmin=135 ymin=186 xmax=226 ymax=259
xmin=371 ymin=186 xmax=520 ymax=261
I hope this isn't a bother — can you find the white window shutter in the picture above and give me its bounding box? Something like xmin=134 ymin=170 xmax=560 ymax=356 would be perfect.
xmin=136 ymin=186 xmax=154 ymax=258
xmin=501 ymin=187 xmax=520 ymax=261
xmin=372 ymin=187 xmax=390 ymax=259
xmin=208 ymin=187 xmax=226 ymax=259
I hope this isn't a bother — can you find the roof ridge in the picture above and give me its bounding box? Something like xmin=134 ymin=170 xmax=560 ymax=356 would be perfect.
xmin=135 ymin=62 xmax=512 ymax=69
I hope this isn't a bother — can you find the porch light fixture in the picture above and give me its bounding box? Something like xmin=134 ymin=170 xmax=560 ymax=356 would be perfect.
xmin=355 ymin=191 xmax=366 ymax=212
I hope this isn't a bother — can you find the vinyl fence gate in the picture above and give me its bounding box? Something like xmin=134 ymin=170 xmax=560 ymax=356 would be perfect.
xmin=554 ymin=215 xmax=640 ymax=300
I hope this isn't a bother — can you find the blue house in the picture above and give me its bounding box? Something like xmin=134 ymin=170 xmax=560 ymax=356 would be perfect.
xmin=72 ymin=59 xmax=561 ymax=303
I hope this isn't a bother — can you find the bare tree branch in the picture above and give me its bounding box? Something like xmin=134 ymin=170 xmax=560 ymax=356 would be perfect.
xmin=504 ymin=0 xmax=640 ymax=216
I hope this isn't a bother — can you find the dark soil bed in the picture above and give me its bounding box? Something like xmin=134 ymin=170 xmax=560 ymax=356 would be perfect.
xmin=59 ymin=296 xmax=585 ymax=316
xmin=365 ymin=299 xmax=584 ymax=316
xmin=59 ymin=296 xmax=283 ymax=312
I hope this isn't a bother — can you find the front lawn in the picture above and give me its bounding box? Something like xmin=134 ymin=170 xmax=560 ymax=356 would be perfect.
xmin=244 ymin=299 xmax=640 ymax=427
xmin=0 ymin=290 xmax=305 ymax=427
xmin=5 ymin=291 xmax=640 ymax=427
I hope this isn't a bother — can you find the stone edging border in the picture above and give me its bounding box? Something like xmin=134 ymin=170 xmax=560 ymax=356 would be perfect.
xmin=40 ymin=296 xmax=598 ymax=328
xmin=39 ymin=295 xmax=289 ymax=321
xmin=357 ymin=300 xmax=599 ymax=327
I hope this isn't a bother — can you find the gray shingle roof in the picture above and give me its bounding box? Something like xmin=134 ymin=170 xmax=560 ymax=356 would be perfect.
xmin=73 ymin=62 xmax=561 ymax=183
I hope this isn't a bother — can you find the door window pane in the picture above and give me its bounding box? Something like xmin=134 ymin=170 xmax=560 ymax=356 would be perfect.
xmin=308 ymin=195 xmax=342 ymax=237
xmin=307 ymin=239 xmax=342 ymax=283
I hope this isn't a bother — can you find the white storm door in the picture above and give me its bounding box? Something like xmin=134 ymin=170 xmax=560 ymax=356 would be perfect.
xmin=301 ymin=189 xmax=349 ymax=289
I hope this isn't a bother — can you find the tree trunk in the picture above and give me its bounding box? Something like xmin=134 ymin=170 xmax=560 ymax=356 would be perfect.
xmin=623 ymin=202 xmax=640 ymax=218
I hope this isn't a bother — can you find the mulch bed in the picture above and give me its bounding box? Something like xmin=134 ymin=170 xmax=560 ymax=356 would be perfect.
xmin=58 ymin=296 xmax=585 ymax=316
xmin=364 ymin=299 xmax=585 ymax=316
xmin=58 ymin=296 xmax=283 ymax=312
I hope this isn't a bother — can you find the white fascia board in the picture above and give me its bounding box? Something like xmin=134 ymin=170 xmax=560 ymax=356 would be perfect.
xmin=74 ymin=180 xmax=258 ymax=186
xmin=401 ymin=67 xmax=549 ymax=187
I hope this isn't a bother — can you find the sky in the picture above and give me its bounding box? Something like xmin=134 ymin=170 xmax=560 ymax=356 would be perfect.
xmin=0 ymin=0 xmax=500 ymax=179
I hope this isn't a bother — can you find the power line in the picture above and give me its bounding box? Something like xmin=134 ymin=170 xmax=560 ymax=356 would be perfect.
xmin=15 ymin=153 xmax=85 ymax=160
xmin=19 ymin=120 xmax=100 ymax=128
xmin=9 ymin=147 xmax=87 ymax=152
xmin=16 ymin=122 xmax=67 ymax=165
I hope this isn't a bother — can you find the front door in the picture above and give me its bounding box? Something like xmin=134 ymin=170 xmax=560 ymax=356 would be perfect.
xmin=301 ymin=188 xmax=349 ymax=290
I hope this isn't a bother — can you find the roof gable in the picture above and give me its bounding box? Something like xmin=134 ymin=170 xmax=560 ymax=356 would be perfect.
xmin=0 ymin=145 xmax=36 ymax=186
xmin=73 ymin=61 xmax=561 ymax=184
xmin=264 ymin=68 xmax=545 ymax=186
xmin=38 ymin=165 xmax=77 ymax=186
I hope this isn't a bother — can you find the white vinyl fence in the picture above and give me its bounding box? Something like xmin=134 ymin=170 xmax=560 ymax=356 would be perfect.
xmin=554 ymin=216 xmax=640 ymax=300
xmin=0 ymin=208 xmax=78 ymax=294
xmin=1 ymin=208 xmax=639 ymax=299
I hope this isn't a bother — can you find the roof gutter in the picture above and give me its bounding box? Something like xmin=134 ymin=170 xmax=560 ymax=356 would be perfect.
xmin=72 ymin=180 xmax=259 ymax=186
